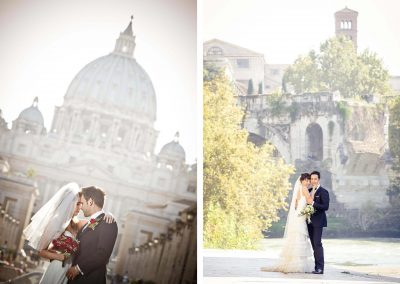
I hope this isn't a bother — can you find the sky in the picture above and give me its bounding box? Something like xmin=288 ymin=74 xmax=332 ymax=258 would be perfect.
xmin=0 ymin=0 xmax=197 ymax=163
xmin=204 ymin=0 xmax=400 ymax=75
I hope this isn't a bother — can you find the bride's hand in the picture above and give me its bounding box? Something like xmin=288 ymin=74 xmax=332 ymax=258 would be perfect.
xmin=302 ymin=186 xmax=309 ymax=196
xmin=103 ymin=213 xmax=115 ymax=223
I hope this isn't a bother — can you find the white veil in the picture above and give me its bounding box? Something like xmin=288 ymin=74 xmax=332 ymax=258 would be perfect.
xmin=23 ymin=182 xmax=80 ymax=251
xmin=283 ymin=177 xmax=301 ymax=239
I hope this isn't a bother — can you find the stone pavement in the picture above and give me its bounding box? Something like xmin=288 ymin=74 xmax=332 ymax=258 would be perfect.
xmin=203 ymin=250 xmax=400 ymax=284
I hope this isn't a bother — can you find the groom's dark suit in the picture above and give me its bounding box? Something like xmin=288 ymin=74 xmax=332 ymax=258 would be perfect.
xmin=307 ymin=186 xmax=329 ymax=272
xmin=69 ymin=213 xmax=118 ymax=284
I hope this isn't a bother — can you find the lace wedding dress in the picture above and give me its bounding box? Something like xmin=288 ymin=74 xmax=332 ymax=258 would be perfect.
xmin=261 ymin=178 xmax=314 ymax=273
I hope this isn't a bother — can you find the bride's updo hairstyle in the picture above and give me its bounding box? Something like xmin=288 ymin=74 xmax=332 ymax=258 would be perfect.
xmin=300 ymin=173 xmax=311 ymax=181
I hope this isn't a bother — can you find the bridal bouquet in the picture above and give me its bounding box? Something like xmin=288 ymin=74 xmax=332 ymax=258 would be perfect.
xmin=52 ymin=234 xmax=79 ymax=260
xmin=299 ymin=205 xmax=315 ymax=224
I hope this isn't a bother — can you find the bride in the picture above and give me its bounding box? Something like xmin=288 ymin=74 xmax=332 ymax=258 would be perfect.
xmin=23 ymin=183 xmax=114 ymax=284
xmin=261 ymin=173 xmax=314 ymax=273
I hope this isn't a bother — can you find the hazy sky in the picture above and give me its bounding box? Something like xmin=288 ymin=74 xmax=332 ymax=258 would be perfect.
xmin=0 ymin=0 xmax=197 ymax=163
xmin=204 ymin=0 xmax=400 ymax=75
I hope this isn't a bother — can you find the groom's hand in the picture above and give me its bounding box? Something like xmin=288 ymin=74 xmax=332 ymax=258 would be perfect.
xmin=66 ymin=266 xmax=80 ymax=280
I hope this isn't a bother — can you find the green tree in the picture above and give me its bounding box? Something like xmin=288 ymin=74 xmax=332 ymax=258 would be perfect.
xmin=203 ymin=70 xmax=294 ymax=249
xmin=258 ymin=82 xmax=263 ymax=95
xmin=284 ymin=36 xmax=391 ymax=98
xmin=247 ymin=79 xmax=254 ymax=95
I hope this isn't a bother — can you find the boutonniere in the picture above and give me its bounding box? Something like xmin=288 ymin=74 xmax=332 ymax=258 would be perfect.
xmin=87 ymin=216 xmax=102 ymax=231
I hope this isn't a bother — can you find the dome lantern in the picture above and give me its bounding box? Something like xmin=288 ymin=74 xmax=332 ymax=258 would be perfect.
xmin=113 ymin=16 xmax=136 ymax=58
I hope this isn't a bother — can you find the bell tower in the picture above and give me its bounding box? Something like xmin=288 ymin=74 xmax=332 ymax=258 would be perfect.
xmin=335 ymin=7 xmax=358 ymax=51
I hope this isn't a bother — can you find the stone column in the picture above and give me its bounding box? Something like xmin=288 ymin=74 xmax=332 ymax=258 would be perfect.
xmin=89 ymin=114 xmax=100 ymax=146
xmin=109 ymin=119 xmax=121 ymax=150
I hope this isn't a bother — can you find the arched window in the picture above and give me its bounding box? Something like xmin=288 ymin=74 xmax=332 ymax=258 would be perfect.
xmin=207 ymin=46 xmax=223 ymax=56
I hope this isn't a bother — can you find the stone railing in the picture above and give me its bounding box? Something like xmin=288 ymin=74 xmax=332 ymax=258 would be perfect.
xmin=125 ymin=207 xmax=197 ymax=284
xmin=0 ymin=204 xmax=21 ymax=254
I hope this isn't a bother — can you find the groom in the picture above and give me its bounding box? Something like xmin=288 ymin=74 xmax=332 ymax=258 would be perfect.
xmin=307 ymin=171 xmax=330 ymax=274
xmin=66 ymin=186 xmax=118 ymax=284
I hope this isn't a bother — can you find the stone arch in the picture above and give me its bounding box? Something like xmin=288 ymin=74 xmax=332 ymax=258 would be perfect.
xmin=306 ymin=123 xmax=323 ymax=161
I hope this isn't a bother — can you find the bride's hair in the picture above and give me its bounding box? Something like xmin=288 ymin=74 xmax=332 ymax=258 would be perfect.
xmin=300 ymin=173 xmax=310 ymax=181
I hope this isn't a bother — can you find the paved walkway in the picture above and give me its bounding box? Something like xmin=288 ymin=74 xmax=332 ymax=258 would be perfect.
xmin=203 ymin=250 xmax=400 ymax=284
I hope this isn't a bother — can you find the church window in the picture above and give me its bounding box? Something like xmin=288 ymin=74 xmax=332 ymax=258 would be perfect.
xmin=117 ymin=129 xmax=125 ymax=142
xmin=166 ymin=164 xmax=173 ymax=170
xmin=83 ymin=120 xmax=91 ymax=134
xmin=207 ymin=46 xmax=223 ymax=56
xmin=237 ymin=59 xmax=249 ymax=68
xmin=122 ymin=46 xmax=127 ymax=52
xmin=100 ymin=124 xmax=109 ymax=138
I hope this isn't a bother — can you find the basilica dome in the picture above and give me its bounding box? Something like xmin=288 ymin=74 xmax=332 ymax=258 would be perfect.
xmin=64 ymin=20 xmax=157 ymax=122
xmin=18 ymin=97 xmax=44 ymax=126
xmin=159 ymin=132 xmax=186 ymax=162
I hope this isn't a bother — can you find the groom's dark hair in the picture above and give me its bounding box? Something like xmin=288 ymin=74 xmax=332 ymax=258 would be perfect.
xmin=310 ymin=171 xmax=320 ymax=179
xmin=81 ymin=186 xmax=105 ymax=208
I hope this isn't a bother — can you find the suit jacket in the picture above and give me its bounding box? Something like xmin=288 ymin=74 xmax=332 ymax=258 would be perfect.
xmin=69 ymin=213 xmax=118 ymax=284
xmin=309 ymin=186 xmax=330 ymax=227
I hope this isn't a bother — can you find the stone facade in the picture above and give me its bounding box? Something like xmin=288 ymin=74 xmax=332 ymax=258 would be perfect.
xmin=238 ymin=91 xmax=390 ymax=211
xmin=0 ymin=19 xmax=196 ymax=273
xmin=0 ymin=157 xmax=39 ymax=252
xmin=204 ymin=39 xmax=267 ymax=94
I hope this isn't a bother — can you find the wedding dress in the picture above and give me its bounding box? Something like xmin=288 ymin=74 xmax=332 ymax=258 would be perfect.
xmin=39 ymin=230 xmax=78 ymax=284
xmin=23 ymin=183 xmax=81 ymax=284
xmin=261 ymin=178 xmax=314 ymax=273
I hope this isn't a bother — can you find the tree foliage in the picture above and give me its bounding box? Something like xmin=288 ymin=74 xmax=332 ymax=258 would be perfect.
xmin=388 ymin=96 xmax=400 ymax=206
xmin=284 ymin=36 xmax=391 ymax=98
xmin=203 ymin=69 xmax=294 ymax=249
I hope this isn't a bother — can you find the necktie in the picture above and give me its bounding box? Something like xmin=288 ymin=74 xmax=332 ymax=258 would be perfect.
xmin=311 ymin=187 xmax=317 ymax=199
